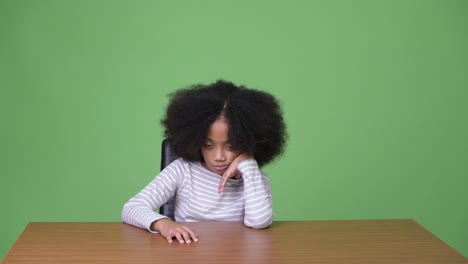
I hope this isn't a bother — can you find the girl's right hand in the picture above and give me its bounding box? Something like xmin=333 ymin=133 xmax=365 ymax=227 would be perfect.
xmin=152 ymin=218 xmax=199 ymax=244
xmin=219 ymin=153 xmax=253 ymax=193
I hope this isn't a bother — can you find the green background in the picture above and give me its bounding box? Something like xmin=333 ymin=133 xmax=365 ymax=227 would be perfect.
xmin=1 ymin=0 xmax=467 ymax=260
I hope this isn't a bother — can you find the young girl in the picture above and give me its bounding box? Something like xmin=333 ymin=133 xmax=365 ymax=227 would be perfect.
xmin=121 ymin=80 xmax=287 ymax=244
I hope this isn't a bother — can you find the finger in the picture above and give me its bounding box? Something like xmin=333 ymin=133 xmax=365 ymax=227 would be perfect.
xmin=180 ymin=230 xmax=192 ymax=244
xmin=233 ymin=171 xmax=242 ymax=179
xmin=184 ymin=227 xmax=199 ymax=242
xmin=174 ymin=232 xmax=185 ymax=244
xmin=219 ymin=159 xmax=240 ymax=193
xmin=219 ymin=172 xmax=230 ymax=193
xmin=165 ymin=234 xmax=173 ymax=244
xmin=219 ymin=166 xmax=240 ymax=192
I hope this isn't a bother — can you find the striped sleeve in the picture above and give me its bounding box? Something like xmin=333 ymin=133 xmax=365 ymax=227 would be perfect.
xmin=237 ymin=160 xmax=274 ymax=229
xmin=121 ymin=159 xmax=184 ymax=233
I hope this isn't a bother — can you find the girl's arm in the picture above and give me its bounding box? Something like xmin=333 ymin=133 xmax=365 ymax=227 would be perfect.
xmin=219 ymin=155 xmax=274 ymax=229
xmin=121 ymin=159 xmax=183 ymax=233
xmin=238 ymin=159 xmax=274 ymax=229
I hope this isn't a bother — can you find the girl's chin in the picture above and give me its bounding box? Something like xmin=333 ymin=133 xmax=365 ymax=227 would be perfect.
xmin=202 ymin=162 xmax=227 ymax=175
xmin=211 ymin=167 xmax=227 ymax=175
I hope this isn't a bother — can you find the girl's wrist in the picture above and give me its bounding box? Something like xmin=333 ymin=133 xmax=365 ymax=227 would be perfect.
xmin=236 ymin=153 xmax=254 ymax=163
xmin=152 ymin=218 xmax=170 ymax=231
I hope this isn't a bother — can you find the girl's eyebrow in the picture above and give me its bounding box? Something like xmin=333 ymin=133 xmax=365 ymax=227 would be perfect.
xmin=205 ymin=138 xmax=229 ymax=144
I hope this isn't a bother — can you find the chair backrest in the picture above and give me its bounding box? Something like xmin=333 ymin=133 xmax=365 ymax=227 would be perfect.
xmin=159 ymin=139 xmax=179 ymax=221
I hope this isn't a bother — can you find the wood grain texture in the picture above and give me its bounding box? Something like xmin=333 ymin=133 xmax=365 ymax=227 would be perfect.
xmin=2 ymin=220 xmax=467 ymax=264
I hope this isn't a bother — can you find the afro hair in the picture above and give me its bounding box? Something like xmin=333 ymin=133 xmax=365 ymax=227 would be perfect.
xmin=161 ymin=80 xmax=287 ymax=167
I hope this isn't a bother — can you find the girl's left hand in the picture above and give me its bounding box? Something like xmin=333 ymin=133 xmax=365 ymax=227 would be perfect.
xmin=218 ymin=153 xmax=253 ymax=193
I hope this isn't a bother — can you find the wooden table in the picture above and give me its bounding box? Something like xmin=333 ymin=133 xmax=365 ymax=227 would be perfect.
xmin=2 ymin=220 xmax=467 ymax=264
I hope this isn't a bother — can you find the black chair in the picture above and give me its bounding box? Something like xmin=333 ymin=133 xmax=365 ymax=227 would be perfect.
xmin=159 ymin=139 xmax=179 ymax=221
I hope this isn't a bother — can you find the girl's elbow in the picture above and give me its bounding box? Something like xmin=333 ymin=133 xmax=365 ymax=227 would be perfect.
xmin=121 ymin=204 xmax=131 ymax=223
xmin=245 ymin=221 xmax=272 ymax=229
xmin=244 ymin=215 xmax=273 ymax=229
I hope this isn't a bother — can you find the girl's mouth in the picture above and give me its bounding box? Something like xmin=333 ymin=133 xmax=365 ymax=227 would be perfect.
xmin=213 ymin=165 xmax=228 ymax=171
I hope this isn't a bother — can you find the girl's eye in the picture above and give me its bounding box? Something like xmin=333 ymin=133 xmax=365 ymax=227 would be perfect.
xmin=203 ymin=144 xmax=213 ymax=149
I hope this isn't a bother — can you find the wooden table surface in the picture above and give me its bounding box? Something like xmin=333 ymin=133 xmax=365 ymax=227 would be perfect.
xmin=2 ymin=220 xmax=467 ymax=264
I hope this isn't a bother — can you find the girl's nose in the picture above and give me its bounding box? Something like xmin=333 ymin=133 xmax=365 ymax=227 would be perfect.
xmin=214 ymin=148 xmax=226 ymax=161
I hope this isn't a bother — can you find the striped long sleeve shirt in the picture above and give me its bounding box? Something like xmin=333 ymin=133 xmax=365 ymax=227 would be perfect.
xmin=121 ymin=158 xmax=273 ymax=232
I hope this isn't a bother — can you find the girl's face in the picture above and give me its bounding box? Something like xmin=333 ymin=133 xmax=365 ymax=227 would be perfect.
xmin=201 ymin=117 xmax=239 ymax=175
